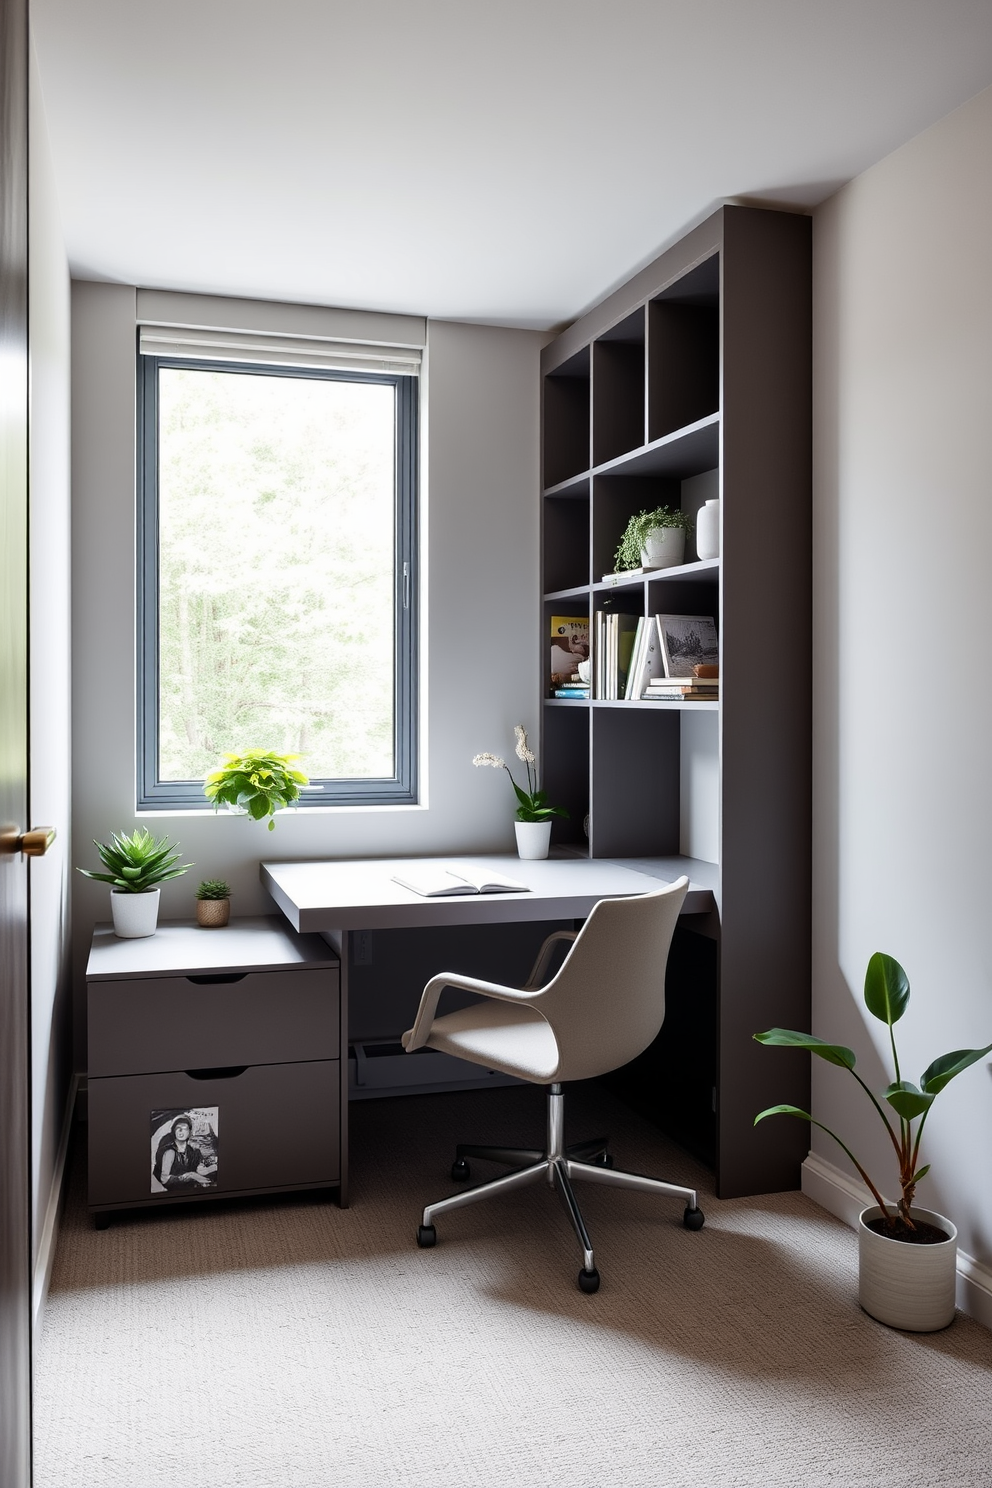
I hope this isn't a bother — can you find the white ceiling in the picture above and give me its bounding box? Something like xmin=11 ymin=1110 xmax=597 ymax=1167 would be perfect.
xmin=31 ymin=0 xmax=992 ymax=330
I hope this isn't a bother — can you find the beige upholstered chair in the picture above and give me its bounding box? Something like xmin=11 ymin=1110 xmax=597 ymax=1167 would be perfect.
xmin=402 ymin=876 xmax=703 ymax=1293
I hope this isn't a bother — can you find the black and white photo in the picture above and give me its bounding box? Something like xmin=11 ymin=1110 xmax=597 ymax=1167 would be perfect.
xmin=150 ymin=1107 xmax=219 ymax=1195
xmin=654 ymin=613 xmax=719 ymax=678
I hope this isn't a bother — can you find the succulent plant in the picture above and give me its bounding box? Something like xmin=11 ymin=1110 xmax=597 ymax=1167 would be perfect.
xmin=195 ymin=879 xmax=231 ymax=900
xmin=77 ymin=828 xmax=192 ymax=894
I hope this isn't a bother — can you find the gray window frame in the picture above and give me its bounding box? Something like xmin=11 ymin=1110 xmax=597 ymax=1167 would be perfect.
xmin=137 ymin=351 xmax=419 ymax=810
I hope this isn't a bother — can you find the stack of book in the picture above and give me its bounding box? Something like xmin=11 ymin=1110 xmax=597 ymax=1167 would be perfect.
xmin=644 ymin=667 xmax=719 ymax=702
xmin=553 ymin=677 xmax=590 ymax=700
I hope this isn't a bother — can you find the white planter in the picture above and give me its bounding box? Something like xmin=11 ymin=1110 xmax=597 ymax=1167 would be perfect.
xmin=695 ymin=498 xmax=721 ymax=561
xmin=514 ymin=821 xmax=552 ymax=860
xmin=110 ymin=888 xmax=161 ymax=939
xmin=858 ymin=1204 xmax=958 ymax=1331
xmin=640 ymin=526 xmax=685 ymax=570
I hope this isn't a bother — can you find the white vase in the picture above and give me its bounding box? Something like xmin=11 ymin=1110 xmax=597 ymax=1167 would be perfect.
xmin=514 ymin=821 xmax=552 ymax=860
xmin=111 ymin=888 xmax=161 ymax=938
xmin=695 ymin=498 xmax=720 ymax=561
xmin=858 ymin=1204 xmax=958 ymax=1331
xmin=640 ymin=527 xmax=685 ymax=570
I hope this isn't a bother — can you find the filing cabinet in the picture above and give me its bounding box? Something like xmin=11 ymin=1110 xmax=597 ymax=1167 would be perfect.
xmin=86 ymin=916 xmax=341 ymax=1225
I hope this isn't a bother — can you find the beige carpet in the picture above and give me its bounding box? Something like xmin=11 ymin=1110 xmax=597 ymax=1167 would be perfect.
xmin=34 ymin=1083 xmax=992 ymax=1488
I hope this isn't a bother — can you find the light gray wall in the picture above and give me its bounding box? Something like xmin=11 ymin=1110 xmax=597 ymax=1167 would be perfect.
xmin=812 ymin=83 xmax=992 ymax=1257
xmin=70 ymin=290 xmax=544 ymax=1054
xmin=28 ymin=41 xmax=72 ymax=1265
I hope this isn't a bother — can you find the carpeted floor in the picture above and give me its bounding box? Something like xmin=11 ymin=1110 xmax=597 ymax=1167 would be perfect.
xmin=34 ymin=1083 xmax=992 ymax=1488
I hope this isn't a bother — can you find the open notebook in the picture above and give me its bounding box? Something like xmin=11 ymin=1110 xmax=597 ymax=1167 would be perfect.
xmin=391 ymin=866 xmax=529 ymax=898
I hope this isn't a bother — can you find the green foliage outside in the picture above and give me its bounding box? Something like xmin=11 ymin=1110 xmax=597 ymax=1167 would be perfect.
xmin=158 ymin=368 xmax=396 ymax=783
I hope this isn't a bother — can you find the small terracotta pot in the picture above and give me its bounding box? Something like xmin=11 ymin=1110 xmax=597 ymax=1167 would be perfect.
xmin=196 ymin=898 xmax=230 ymax=928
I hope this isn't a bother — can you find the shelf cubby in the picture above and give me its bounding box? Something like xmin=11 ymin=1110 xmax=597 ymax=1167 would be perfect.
xmin=647 ymin=255 xmax=720 ymax=442
xmin=591 ymin=308 xmax=646 ymax=467
xmin=542 ymin=486 xmax=589 ymax=595
xmin=543 ymin=346 xmax=590 ymax=489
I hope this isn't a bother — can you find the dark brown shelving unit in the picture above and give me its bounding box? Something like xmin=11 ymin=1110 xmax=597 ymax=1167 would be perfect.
xmin=539 ymin=205 xmax=812 ymax=1199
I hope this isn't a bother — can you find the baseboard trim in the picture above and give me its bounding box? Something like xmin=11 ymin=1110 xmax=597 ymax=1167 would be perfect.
xmin=33 ymin=1072 xmax=80 ymax=1335
xmin=802 ymin=1151 xmax=992 ymax=1331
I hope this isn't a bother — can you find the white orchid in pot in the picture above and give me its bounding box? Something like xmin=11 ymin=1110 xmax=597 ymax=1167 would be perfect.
xmin=473 ymin=725 xmax=568 ymax=860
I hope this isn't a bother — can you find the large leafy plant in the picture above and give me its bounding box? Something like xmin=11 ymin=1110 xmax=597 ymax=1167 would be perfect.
xmin=755 ymin=952 xmax=992 ymax=1232
xmin=613 ymin=505 xmax=693 ymax=572
xmin=204 ymin=750 xmax=310 ymax=830
xmin=77 ymin=828 xmax=192 ymax=894
xmin=473 ymin=725 xmax=568 ymax=825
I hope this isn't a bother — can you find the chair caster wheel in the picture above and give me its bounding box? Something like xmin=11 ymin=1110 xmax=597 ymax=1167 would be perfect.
xmin=417 ymin=1224 xmax=437 ymax=1248
xmin=683 ymin=1205 xmax=705 ymax=1231
xmin=578 ymin=1267 xmax=600 ymax=1294
xmin=451 ymin=1159 xmax=470 ymax=1181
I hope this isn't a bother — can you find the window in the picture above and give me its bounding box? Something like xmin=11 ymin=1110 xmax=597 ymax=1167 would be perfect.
xmin=137 ymin=346 xmax=418 ymax=809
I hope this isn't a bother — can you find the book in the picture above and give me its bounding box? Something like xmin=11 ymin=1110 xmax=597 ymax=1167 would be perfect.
xmin=392 ymin=866 xmax=529 ymax=897
xmin=654 ymin=614 xmax=719 ymax=678
xmin=550 ymin=615 xmax=589 ymax=690
xmin=554 ymin=688 xmax=589 ymax=698
xmin=626 ymin=616 xmax=666 ymax=700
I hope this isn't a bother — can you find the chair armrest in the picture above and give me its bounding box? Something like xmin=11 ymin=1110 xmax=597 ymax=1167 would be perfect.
xmin=403 ymin=971 xmax=541 ymax=1052
xmin=521 ymin=930 xmax=578 ymax=992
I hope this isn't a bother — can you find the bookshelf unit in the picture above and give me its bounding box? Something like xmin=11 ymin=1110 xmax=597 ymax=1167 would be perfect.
xmin=540 ymin=206 xmax=812 ymax=1199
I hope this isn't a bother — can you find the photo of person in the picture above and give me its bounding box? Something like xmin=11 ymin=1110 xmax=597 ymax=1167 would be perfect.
xmin=150 ymin=1107 xmax=219 ymax=1195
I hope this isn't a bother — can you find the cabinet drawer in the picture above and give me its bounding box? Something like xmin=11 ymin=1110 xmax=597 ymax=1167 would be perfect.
xmin=87 ymin=966 xmax=339 ymax=1076
xmin=88 ymin=1060 xmax=340 ymax=1207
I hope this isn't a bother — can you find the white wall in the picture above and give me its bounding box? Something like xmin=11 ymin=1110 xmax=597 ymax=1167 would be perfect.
xmin=28 ymin=42 xmax=72 ymax=1277
xmin=812 ymin=83 xmax=992 ymax=1264
xmin=70 ymin=289 xmax=544 ymax=1050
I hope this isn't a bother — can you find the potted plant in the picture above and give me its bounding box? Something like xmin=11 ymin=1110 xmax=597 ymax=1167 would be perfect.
xmin=204 ymin=749 xmax=312 ymax=830
xmin=195 ymin=878 xmax=232 ymax=928
xmin=473 ymin=725 xmax=568 ymax=859
xmin=77 ymin=828 xmax=193 ymax=939
xmin=613 ymin=505 xmax=693 ymax=573
xmin=755 ymin=952 xmax=992 ymax=1331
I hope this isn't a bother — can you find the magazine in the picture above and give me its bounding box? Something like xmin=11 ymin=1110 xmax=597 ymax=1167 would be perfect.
xmin=392 ymin=866 xmax=530 ymax=898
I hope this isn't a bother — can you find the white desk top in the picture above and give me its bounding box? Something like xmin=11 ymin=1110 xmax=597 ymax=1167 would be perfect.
xmin=260 ymin=854 xmax=714 ymax=933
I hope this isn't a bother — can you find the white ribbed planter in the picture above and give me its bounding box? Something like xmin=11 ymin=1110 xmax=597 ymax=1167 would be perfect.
xmin=859 ymin=1205 xmax=957 ymax=1331
xmin=514 ymin=821 xmax=552 ymax=860
xmin=110 ymin=888 xmax=160 ymax=939
xmin=640 ymin=527 xmax=685 ymax=570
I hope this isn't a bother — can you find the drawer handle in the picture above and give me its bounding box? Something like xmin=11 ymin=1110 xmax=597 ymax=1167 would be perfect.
xmin=186 ymin=1065 xmax=248 ymax=1080
xmin=186 ymin=973 xmax=247 ymax=985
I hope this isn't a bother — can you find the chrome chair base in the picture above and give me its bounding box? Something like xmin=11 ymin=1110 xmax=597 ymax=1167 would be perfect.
xmin=415 ymin=1083 xmax=704 ymax=1292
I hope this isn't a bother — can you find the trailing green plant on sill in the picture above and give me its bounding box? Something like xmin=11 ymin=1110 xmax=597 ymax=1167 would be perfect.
xmin=204 ymin=750 xmax=311 ymax=831
xmin=473 ymin=725 xmax=569 ymax=824
xmin=613 ymin=505 xmax=693 ymax=573
xmin=195 ymin=878 xmax=231 ymax=900
xmin=77 ymin=828 xmax=192 ymax=894
xmin=754 ymin=952 xmax=992 ymax=1233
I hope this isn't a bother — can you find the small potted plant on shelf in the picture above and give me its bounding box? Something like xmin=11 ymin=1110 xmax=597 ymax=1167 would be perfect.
xmin=473 ymin=725 xmax=568 ymax=860
xmin=77 ymin=828 xmax=193 ymax=939
xmin=195 ymin=878 xmax=232 ymax=928
xmin=204 ymin=749 xmax=313 ymax=830
xmin=613 ymin=505 xmax=693 ymax=574
xmin=754 ymin=951 xmax=992 ymax=1331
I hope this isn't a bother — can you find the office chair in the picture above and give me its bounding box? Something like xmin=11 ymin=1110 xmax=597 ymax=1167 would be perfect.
xmin=402 ymin=876 xmax=703 ymax=1293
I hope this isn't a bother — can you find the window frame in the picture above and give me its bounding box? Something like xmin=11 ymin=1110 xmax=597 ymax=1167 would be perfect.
xmin=136 ymin=350 xmax=419 ymax=811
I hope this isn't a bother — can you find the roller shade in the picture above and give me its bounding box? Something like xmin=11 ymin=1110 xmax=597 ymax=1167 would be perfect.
xmin=139 ymin=325 xmax=421 ymax=377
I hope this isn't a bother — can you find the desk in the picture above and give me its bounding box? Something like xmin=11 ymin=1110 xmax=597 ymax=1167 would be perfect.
xmin=260 ymin=854 xmax=716 ymax=1204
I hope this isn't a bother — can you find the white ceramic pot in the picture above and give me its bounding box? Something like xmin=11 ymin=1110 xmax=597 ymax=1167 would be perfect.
xmin=640 ymin=526 xmax=685 ymax=570
xmin=514 ymin=821 xmax=552 ymax=860
xmin=110 ymin=888 xmax=161 ymax=939
xmin=858 ymin=1204 xmax=958 ymax=1331
xmin=695 ymin=498 xmax=720 ymax=561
